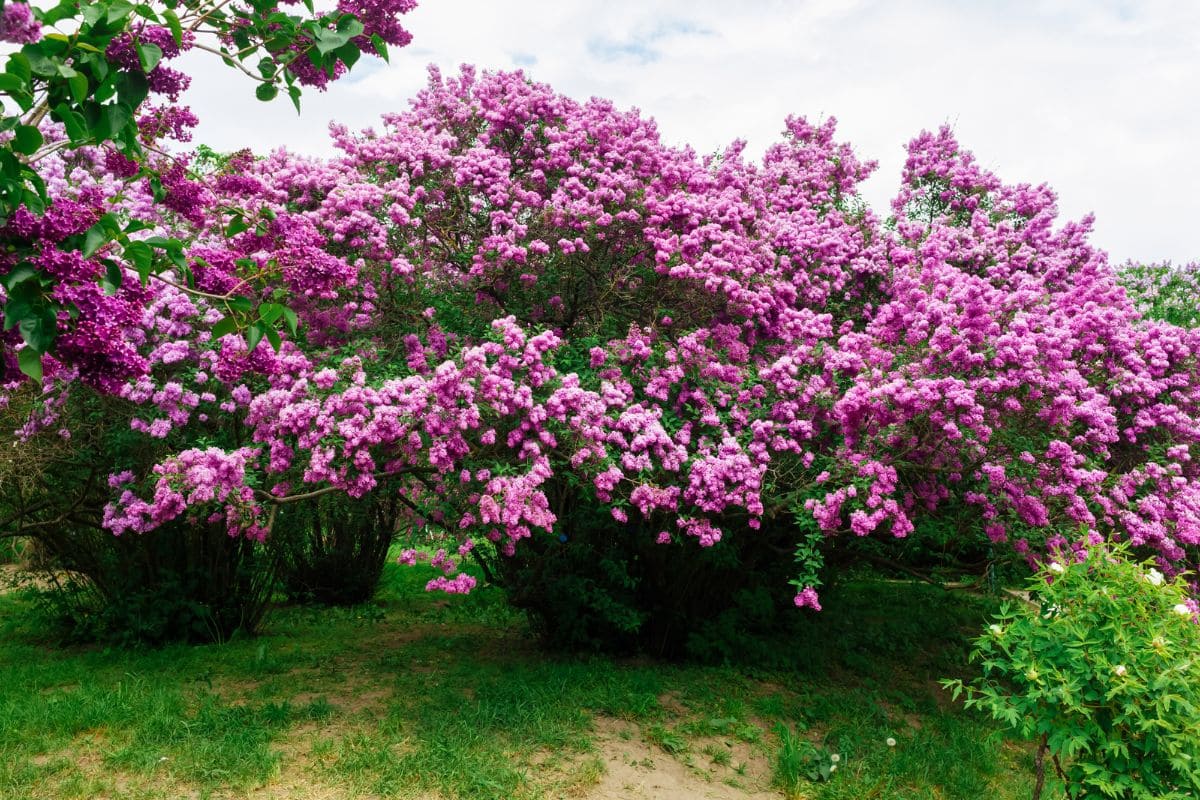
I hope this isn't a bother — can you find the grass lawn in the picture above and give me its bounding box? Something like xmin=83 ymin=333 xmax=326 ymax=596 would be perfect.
xmin=0 ymin=561 xmax=1041 ymax=799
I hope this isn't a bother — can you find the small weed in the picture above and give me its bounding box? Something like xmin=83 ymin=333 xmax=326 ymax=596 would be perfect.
xmin=703 ymin=742 xmax=733 ymax=767
xmin=645 ymin=723 xmax=689 ymax=756
xmin=736 ymin=722 xmax=763 ymax=743
xmin=775 ymin=724 xmax=839 ymax=798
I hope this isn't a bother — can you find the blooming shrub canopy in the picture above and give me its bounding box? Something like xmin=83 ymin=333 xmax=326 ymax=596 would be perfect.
xmin=5 ymin=65 xmax=1200 ymax=605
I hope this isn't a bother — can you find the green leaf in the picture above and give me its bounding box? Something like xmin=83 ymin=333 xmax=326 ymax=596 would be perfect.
xmin=336 ymin=15 xmax=365 ymax=38
xmin=312 ymin=28 xmax=353 ymax=56
xmin=5 ymin=53 xmax=31 ymax=82
xmin=41 ymin=1 xmax=79 ymax=28
xmin=225 ymin=214 xmax=250 ymax=237
xmin=263 ymin=324 xmax=282 ymax=351
xmin=255 ymin=83 xmax=279 ymax=102
xmin=80 ymin=3 xmax=105 ymax=26
xmin=18 ymin=309 xmax=56 ymax=353
xmin=370 ymin=33 xmax=390 ymax=62
xmin=163 ymin=9 xmax=183 ymax=47
xmin=336 ymin=41 xmax=360 ymax=70
xmin=68 ymin=72 xmax=89 ymax=103
xmin=123 ymin=240 xmax=154 ymax=280
xmin=0 ymin=73 xmax=28 ymax=94
xmin=82 ymin=225 xmax=110 ymax=259
xmin=258 ymin=302 xmax=284 ymax=325
xmin=103 ymin=260 xmax=125 ymax=294
xmin=11 ymin=125 xmax=43 ymax=155
xmin=246 ymin=322 xmax=264 ymax=352
xmin=81 ymin=51 xmax=109 ymax=81
xmin=165 ymin=247 xmax=187 ymax=270
xmin=2 ymin=292 xmax=33 ymax=332
xmin=0 ymin=264 xmax=36 ymax=292
xmin=136 ymin=43 xmax=163 ymax=73
xmin=211 ymin=315 xmax=239 ymax=340
xmin=281 ymin=307 xmax=298 ymax=336
xmin=17 ymin=348 xmax=42 ymax=382
xmin=227 ymin=295 xmax=254 ymax=314
xmin=23 ymin=48 xmax=59 ymax=78
xmin=98 ymin=103 xmax=134 ymax=140
xmin=107 ymin=1 xmax=136 ymax=25
xmin=115 ymin=71 xmax=150 ymax=109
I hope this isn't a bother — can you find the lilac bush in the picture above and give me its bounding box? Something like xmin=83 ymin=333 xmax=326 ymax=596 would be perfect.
xmin=0 ymin=0 xmax=421 ymax=640
xmin=5 ymin=66 xmax=1200 ymax=617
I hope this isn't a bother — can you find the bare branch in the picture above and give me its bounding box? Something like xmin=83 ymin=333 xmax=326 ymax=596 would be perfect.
xmin=252 ymin=468 xmax=435 ymax=506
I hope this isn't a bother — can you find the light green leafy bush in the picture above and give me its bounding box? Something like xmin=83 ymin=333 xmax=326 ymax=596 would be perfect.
xmin=945 ymin=547 xmax=1200 ymax=799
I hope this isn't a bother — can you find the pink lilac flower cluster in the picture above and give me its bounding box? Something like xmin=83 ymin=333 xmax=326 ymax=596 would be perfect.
xmin=102 ymin=446 xmax=266 ymax=538
xmin=0 ymin=1 xmax=40 ymax=44
xmin=8 ymin=66 xmax=1200 ymax=605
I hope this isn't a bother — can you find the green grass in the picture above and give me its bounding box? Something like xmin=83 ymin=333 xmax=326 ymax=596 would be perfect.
xmin=0 ymin=561 xmax=1042 ymax=800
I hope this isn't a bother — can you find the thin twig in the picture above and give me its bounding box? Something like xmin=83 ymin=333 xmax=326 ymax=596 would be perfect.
xmin=190 ymin=42 xmax=275 ymax=83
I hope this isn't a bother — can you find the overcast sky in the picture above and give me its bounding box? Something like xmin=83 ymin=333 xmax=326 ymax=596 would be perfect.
xmin=181 ymin=0 xmax=1200 ymax=265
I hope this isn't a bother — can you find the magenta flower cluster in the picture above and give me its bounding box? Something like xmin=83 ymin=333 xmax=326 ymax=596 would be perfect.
xmin=0 ymin=1 xmax=40 ymax=45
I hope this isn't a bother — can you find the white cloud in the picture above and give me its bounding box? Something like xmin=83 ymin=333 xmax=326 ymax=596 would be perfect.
xmin=182 ymin=0 xmax=1200 ymax=263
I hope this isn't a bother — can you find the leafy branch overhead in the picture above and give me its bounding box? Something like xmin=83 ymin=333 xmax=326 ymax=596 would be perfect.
xmin=0 ymin=0 xmax=416 ymax=380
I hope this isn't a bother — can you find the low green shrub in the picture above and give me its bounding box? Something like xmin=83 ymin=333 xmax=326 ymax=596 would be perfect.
xmin=32 ymin=520 xmax=276 ymax=646
xmin=945 ymin=546 xmax=1200 ymax=799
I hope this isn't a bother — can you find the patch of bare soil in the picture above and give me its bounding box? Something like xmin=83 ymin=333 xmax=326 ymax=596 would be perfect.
xmin=584 ymin=717 xmax=781 ymax=800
